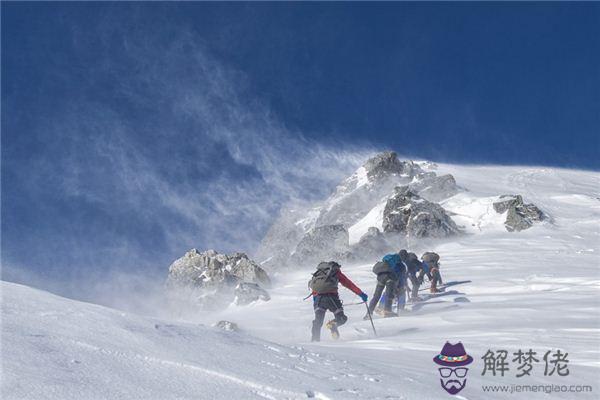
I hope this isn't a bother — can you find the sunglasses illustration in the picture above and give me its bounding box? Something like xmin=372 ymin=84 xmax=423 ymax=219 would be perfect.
xmin=438 ymin=367 xmax=468 ymax=378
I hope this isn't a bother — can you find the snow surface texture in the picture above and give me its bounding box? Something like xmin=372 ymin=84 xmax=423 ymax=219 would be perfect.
xmin=3 ymin=163 xmax=600 ymax=399
xmin=4 ymin=281 xmax=409 ymax=400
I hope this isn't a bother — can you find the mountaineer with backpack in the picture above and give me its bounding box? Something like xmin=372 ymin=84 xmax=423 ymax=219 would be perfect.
xmin=308 ymin=261 xmax=368 ymax=341
xmin=405 ymin=252 xmax=424 ymax=301
xmin=366 ymin=251 xmax=407 ymax=318
xmin=419 ymin=252 xmax=443 ymax=293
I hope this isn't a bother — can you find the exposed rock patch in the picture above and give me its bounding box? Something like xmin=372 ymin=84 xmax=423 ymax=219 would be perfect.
xmin=291 ymin=224 xmax=350 ymax=267
xmin=364 ymin=151 xmax=421 ymax=181
xmin=233 ymin=282 xmax=271 ymax=306
xmin=350 ymin=227 xmax=392 ymax=257
xmin=493 ymin=195 xmax=546 ymax=232
xmin=383 ymin=186 xmax=461 ymax=238
xmin=166 ymin=249 xmax=271 ymax=311
xmin=214 ymin=320 xmax=240 ymax=332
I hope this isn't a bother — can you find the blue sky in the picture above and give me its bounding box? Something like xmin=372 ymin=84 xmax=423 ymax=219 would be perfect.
xmin=2 ymin=3 xmax=599 ymax=300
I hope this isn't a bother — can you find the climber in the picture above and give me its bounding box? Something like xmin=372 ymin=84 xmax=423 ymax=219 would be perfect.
xmin=420 ymin=252 xmax=443 ymax=293
xmin=405 ymin=252 xmax=424 ymax=301
xmin=308 ymin=261 xmax=368 ymax=341
xmin=366 ymin=250 xmax=407 ymax=318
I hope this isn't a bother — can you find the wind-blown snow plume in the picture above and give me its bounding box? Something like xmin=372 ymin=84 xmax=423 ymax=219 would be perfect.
xmin=2 ymin=12 xmax=374 ymax=309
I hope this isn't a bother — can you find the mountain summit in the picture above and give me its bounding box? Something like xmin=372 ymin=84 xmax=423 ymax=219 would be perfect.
xmin=255 ymin=152 xmax=462 ymax=269
xmin=255 ymin=151 xmax=547 ymax=270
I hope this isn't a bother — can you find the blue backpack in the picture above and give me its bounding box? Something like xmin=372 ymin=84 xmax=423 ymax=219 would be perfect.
xmin=381 ymin=254 xmax=404 ymax=278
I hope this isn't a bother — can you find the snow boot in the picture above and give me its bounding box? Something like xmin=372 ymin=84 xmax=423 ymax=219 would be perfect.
xmin=325 ymin=320 xmax=340 ymax=340
xmin=374 ymin=306 xmax=386 ymax=316
xmin=409 ymin=295 xmax=423 ymax=303
xmin=430 ymin=279 xmax=440 ymax=293
xmin=383 ymin=310 xmax=399 ymax=318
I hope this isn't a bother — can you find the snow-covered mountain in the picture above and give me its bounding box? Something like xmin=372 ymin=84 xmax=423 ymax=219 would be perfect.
xmin=3 ymin=160 xmax=599 ymax=399
xmin=256 ymin=152 xmax=547 ymax=270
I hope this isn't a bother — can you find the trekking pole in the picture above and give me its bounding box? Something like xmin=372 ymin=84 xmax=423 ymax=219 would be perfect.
xmin=363 ymin=301 xmax=377 ymax=337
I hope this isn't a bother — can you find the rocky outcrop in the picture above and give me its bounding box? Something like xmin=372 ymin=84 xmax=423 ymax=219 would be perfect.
xmin=350 ymin=227 xmax=392 ymax=257
xmin=167 ymin=249 xmax=271 ymax=288
xmin=313 ymin=152 xmax=460 ymax=229
xmin=290 ymin=224 xmax=350 ymax=267
xmin=229 ymin=253 xmax=272 ymax=288
xmin=382 ymin=186 xmax=461 ymax=238
xmin=364 ymin=152 xmax=458 ymax=201
xmin=166 ymin=249 xmax=271 ymax=311
xmin=233 ymin=282 xmax=271 ymax=306
xmin=493 ymin=195 xmax=546 ymax=232
xmin=364 ymin=151 xmax=423 ymax=181
xmin=167 ymin=249 xmax=235 ymax=290
xmin=214 ymin=320 xmax=240 ymax=332
xmin=315 ymin=152 xmax=427 ymax=228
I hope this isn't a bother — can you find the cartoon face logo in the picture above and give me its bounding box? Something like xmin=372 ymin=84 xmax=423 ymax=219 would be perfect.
xmin=433 ymin=342 xmax=473 ymax=395
xmin=438 ymin=366 xmax=469 ymax=394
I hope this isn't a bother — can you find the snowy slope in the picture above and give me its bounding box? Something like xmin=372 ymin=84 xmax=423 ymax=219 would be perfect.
xmin=2 ymin=281 xmax=415 ymax=400
xmin=3 ymin=164 xmax=600 ymax=399
xmin=348 ymin=199 xmax=386 ymax=245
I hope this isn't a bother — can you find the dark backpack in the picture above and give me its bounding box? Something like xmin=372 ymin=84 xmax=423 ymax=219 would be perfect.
xmin=309 ymin=262 xmax=340 ymax=294
xmin=422 ymin=252 xmax=440 ymax=267
xmin=372 ymin=261 xmax=391 ymax=275
xmin=406 ymin=252 xmax=422 ymax=273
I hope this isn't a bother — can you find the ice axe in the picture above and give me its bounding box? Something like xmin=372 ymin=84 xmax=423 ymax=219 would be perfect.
xmin=363 ymin=301 xmax=377 ymax=337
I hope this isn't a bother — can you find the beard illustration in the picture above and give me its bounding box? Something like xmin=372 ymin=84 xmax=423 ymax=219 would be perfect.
xmin=440 ymin=378 xmax=467 ymax=395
